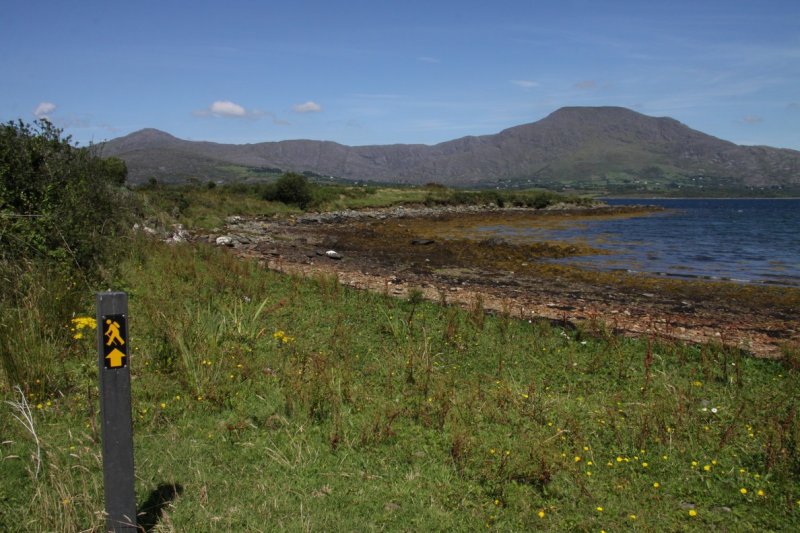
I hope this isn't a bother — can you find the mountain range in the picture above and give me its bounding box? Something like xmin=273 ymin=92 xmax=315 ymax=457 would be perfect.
xmin=101 ymin=106 xmax=800 ymax=192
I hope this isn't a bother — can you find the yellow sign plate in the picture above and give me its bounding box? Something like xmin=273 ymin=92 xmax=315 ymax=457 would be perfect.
xmin=102 ymin=314 xmax=127 ymax=369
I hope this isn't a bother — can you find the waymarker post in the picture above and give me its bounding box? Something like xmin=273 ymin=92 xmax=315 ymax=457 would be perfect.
xmin=96 ymin=291 xmax=137 ymax=532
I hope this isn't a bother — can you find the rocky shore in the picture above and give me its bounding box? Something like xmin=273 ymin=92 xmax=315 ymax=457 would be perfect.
xmin=193 ymin=204 xmax=797 ymax=359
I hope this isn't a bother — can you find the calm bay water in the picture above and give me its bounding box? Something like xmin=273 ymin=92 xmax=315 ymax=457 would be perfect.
xmin=490 ymin=199 xmax=800 ymax=287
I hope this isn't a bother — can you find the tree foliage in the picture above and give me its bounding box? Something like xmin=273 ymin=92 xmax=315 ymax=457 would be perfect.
xmin=0 ymin=119 xmax=130 ymax=273
xmin=262 ymin=172 xmax=313 ymax=209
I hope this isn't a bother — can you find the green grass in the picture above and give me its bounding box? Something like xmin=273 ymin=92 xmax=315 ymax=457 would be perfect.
xmin=2 ymin=236 xmax=799 ymax=531
xmin=134 ymin=181 xmax=592 ymax=232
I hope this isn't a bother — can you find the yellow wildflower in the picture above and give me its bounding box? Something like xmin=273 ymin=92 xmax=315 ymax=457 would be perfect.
xmin=70 ymin=316 xmax=97 ymax=330
xmin=689 ymin=509 xmax=697 ymax=517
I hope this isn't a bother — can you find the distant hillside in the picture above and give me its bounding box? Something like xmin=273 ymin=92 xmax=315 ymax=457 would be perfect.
xmin=100 ymin=107 xmax=800 ymax=192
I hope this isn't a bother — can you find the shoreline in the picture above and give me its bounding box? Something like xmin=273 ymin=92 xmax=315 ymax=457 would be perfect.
xmin=202 ymin=204 xmax=798 ymax=359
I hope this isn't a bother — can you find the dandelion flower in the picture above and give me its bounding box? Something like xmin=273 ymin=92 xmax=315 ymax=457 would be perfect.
xmin=629 ymin=514 xmax=637 ymax=520
xmin=653 ymin=482 xmax=660 ymax=488
xmin=689 ymin=509 xmax=697 ymax=517
xmin=757 ymin=489 xmax=765 ymax=497
xmin=596 ymin=506 xmax=603 ymax=512
xmin=703 ymin=464 xmax=712 ymax=472
xmin=537 ymin=510 xmax=545 ymax=518
xmin=740 ymin=488 xmax=747 ymax=495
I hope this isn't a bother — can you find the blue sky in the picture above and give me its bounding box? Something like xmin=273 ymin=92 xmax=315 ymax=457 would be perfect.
xmin=2 ymin=0 xmax=799 ymax=149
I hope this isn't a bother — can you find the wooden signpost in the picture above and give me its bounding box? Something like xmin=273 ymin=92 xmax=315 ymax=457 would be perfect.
xmin=96 ymin=291 xmax=137 ymax=532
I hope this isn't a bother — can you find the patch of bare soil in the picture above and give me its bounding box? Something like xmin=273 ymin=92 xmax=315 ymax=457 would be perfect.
xmin=202 ymin=205 xmax=799 ymax=359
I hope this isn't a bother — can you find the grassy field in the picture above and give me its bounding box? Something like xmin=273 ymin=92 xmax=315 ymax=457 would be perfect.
xmin=2 ymin=230 xmax=799 ymax=531
xmin=136 ymin=182 xmax=586 ymax=231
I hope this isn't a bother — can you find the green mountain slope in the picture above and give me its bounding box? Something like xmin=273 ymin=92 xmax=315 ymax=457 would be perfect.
xmin=100 ymin=107 xmax=800 ymax=192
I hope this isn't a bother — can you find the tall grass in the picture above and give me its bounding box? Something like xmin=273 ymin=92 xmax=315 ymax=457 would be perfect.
xmin=2 ymin=235 xmax=799 ymax=531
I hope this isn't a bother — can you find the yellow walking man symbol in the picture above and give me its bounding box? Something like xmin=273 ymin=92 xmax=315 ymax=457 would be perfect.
xmin=105 ymin=319 xmax=125 ymax=347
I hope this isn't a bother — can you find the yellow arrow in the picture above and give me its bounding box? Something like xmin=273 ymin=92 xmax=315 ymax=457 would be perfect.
xmin=106 ymin=348 xmax=126 ymax=368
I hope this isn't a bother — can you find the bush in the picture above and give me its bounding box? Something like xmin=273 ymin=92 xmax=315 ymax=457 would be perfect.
xmin=262 ymin=172 xmax=313 ymax=209
xmin=0 ymin=119 xmax=130 ymax=273
xmin=0 ymin=120 xmax=133 ymax=389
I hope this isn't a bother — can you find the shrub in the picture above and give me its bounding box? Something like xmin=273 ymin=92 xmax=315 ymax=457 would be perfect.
xmin=0 ymin=119 xmax=133 ymax=389
xmin=262 ymin=172 xmax=313 ymax=209
xmin=0 ymin=119 xmax=130 ymax=273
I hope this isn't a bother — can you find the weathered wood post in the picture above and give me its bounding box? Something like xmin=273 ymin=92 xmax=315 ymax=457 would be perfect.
xmin=96 ymin=291 xmax=137 ymax=532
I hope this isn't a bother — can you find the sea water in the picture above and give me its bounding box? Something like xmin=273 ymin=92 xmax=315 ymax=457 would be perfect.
xmin=492 ymin=199 xmax=800 ymax=287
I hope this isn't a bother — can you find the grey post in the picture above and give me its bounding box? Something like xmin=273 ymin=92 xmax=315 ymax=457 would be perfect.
xmin=96 ymin=291 xmax=137 ymax=532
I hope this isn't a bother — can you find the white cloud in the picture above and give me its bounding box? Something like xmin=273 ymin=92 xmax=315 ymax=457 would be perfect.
xmin=292 ymin=101 xmax=322 ymax=113
xmin=512 ymin=80 xmax=540 ymax=89
xmin=194 ymin=100 xmax=277 ymax=120
xmin=33 ymin=102 xmax=56 ymax=119
xmin=209 ymin=100 xmax=246 ymax=117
